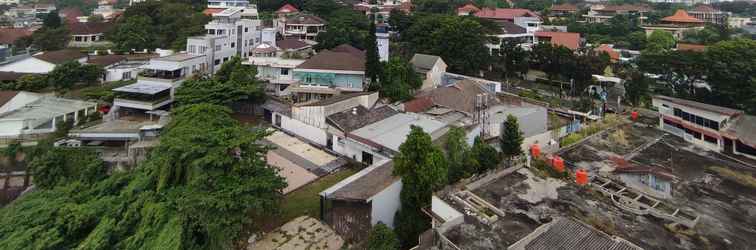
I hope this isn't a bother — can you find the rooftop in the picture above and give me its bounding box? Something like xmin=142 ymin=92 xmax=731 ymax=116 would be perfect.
xmin=653 ymin=95 xmax=742 ymax=116
xmin=551 ymin=3 xmax=578 ymax=12
xmin=285 ymin=13 xmax=326 ymax=25
xmin=0 ymin=93 xmax=95 ymax=121
xmin=350 ymin=113 xmax=446 ymax=152
xmin=113 ymin=81 xmax=172 ymax=95
xmin=725 ymin=114 xmax=756 ymax=147
xmin=296 ymin=45 xmax=365 ymax=72
xmin=595 ymin=4 xmax=650 ymax=13
xmin=68 ymin=21 xmax=114 ymax=35
xmin=535 ymin=31 xmax=581 ymax=50
xmin=662 ymin=10 xmax=704 ymax=23
xmin=32 ymin=50 xmax=87 ymax=64
xmin=71 ymin=118 xmax=161 ymax=134
xmin=0 ymin=28 xmax=33 ymax=45
xmin=154 ymin=53 xmax=205 ymax=62
xmin=416 ymin=79 xmax=499 ymax=114
xmin=298 ymin=92 xmax=373 ymax=107
xmin=513 ymin=217 xmax=642 ymax=250
xmin=276 ymin=3 xmax=299 ymax=14
xmin=277 ymin=38 xmax=311 ymax=50
xmin=473 ymin=8 xmax=540 ymax=20
xmin=87 ymin=54 xmax=126 ymax=67
xmin=326 ymin=160 xmax=398 ymax=201
xmin=410 ymin=53 xmax=443 ymax=73
xmin=326 ymin=105 xmax=398 ymax=132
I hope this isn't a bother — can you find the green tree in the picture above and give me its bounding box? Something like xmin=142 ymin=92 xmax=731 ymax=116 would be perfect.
xmin=499 ymin=115 xmax=523 ymax=165
xmin=13 ymin=74 xmax=48 ymax=91
xmin=42 ymin=10 xmax=62 ymax=28
xmin=402 ymin=14 xmax=491 ymax=75
xmin=393 ymin=126 xmax=447 ymax=248
xmin=495 ymin=40 xmax=530 ymax=84
xmin=626 ymin=31 xmax=647 ymax=50
xmin=625 ymin=70 xmax=650 ymax=106
xmin=377 ymin=57 xmax=422 ymax=102
xmin=365 ymin=18 xmax=382 ymax=83
xmin=705 ymin=39 xmax=756 ymax=114
xmin=531 ymin=43 xmax=575 ymax=82
xmin=388 ymin=8 xmax=413 ymax=34
xmin=315 ymin=8 xmax=370 ymax=50
xmin=31 ymin=27 xmax=70 ymax=51
xmin=304 ymin=0 xmax=339 ymax=17
xmin=46 ymin=61 xmax=105 ymax=93
xmin=107 ymin=15 xmax=156 ymax=51
xmin=644 ymin=30 xmax=675 ymax=54
xmin=28 ymin=148 xmax=106 ymax=189
xmin=176 ymin=57 xmax=264 ymax=107
xmin=470 ymin=136 xmax=499 ymax=171
xmin=2 ymin=141 xmax=21 ymax=188
xmin=445 ymin=127 xmax=475 ymax=184
xmin=567 ymin=48 xmax=610 ymax=95
xmin=366 ymin=222 xmax=400 ymax=250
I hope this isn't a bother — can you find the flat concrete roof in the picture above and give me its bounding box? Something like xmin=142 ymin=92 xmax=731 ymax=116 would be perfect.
xmin=350 ymin=113 xmax=446 ymax=152
xmin=0 ymin=95 xmax=95 ymax=120
xmin=113 ymin=81 xmax=172 ymax=95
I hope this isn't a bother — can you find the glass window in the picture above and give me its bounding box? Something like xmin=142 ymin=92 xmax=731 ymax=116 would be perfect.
xmin=281 ymin=68 xmax=289 ymax=75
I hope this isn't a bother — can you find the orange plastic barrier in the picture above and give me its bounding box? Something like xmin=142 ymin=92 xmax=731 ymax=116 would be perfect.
xmin=552 ymin=156 xmax=564 ymax=172
xmin=576 ymin=169 xmax=588 ymax=185
xmin=530 ymin=144 xmax=541 ymax=158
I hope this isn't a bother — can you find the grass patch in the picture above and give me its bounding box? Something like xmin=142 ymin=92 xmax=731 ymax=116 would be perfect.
xmin=708 ymin=166 xmax=756 ymax=189
xmin=257 ymin=166 xmax=360 ymax=232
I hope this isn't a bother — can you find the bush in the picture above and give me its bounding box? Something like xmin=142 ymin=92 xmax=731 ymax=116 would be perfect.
xmin=366 ymin=222 xmax=400 ymax=250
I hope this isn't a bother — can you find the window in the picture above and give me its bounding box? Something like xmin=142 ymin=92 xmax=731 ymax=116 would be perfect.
xmin=281 ymin=68 xmax=289 ymax=75
xmin=208 ymin=29 xmax=215 ymax=35
xmin=214 ymin=59 xmax=221 ymax=65
xmin=231 ymin=42 xmax=235 ymax=48
xmin=674 ymin=108 xmax=682 ymax=117
xmin=362 ymin=151 xmax=374 ymax=165
xmin=122 ymin=72 xmax=131 ymax=79
xmin=74 ymin=36 xmax=82 ymax=41
xmin=244 ymin=27 xmax=248 ymax=32
xmin=704 ymin=135 xmax=718 ymax=145
xmin=215 ymin=45 xmax=221 ymax=51
xmin=223 ymin=57 xmax=229 ymax=62
xmin=188 ymin=45 xmax=196 ymax=53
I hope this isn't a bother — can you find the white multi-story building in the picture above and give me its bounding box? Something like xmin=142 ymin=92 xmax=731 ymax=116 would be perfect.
xmin=186 ymin=7 xmax=262 ymax=73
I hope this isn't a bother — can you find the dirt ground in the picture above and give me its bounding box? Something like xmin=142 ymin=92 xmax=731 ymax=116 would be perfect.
xmin=250 ymin=216 xmax=344 ymax=250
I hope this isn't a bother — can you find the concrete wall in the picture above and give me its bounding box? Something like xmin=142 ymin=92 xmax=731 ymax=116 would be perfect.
xmin=343 ymin=136 xmax=389 ymax=165
xmin=618 ymin=173 xmax=671 ymax=199
xmin=369 ymin=179 xmax=402 ymax=227
xmin=0 ymin=119 xmax=25 ymax=137
xmin=487 ymin=105 xmax=547 ymax=138
xmin=0 ymin=57 xmax=56 ymax=74
xmin=279 ymin=113 xmax=328 ymax=146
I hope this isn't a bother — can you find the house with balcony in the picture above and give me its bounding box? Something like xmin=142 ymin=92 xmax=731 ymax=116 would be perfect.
xmin=550 ymin=3 xmax=579 ymax=18
xmin=0 ymin=91 xmax=97 ymax=138
xmin=246 ymin=39 xmax=311 ymax=97
xmin=584 ymin=4 xmax=650 ymax=24
xmin=280 ymin=13 xmax=327 ymax=41
xmin=457 ymin=5 xmax=542 ymax=53
xmin=290 ymin=44 xmax=366 ymax=103
xmin=111 ymin=53 xmax=206 ymax=112
xmin=68 ymin=21 xmax=114 ymax=48
xmin=352 ymin=0 xmax=412 ymax=21
xmin=643 ymin=10 xmax=705 ymax=40
xmin=689 ymin=5 xmax=730 ymax=25
xmin=652 ymin=95 xmax=756 ymax=160
xmin=187 ymin=7 xmax=262 ymax=73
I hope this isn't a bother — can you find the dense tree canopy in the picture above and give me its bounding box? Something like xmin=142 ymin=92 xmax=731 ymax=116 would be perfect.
xmin=0 ymin=104 xmax=286 ymax=249
xmin=393 ymin=126 xmax=447 ymax=248
xmin=376 ymin=57 xmax=422 ymax=102
xmin=366 ymin=222 xmax=400 ymax=250
xmin=499 ymin=115 xmax=523 ymax=164
xmin=445 ymin=126 xmax=477 ymax=184
xmin=47 ymin=61 xmax=105 ymax=93
xmin=176 ymin=57 xmax=265 ymax=107
xmin=107 ymin=1 xmax=210 ymax=51
xmin=401 ymin=14 xmax=491 ymax=75
xmin=314 ymin=8 xmax=370 ymax=50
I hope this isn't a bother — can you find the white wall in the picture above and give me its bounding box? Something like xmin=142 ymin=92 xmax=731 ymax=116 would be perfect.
xmin=0 ymin=57 xmax=56 ymax=74
xmin=343 ymin=137 xmax=389 ymax=164
xmin=0 ymin=119 xmax=25 ymax=137
xmin=280 ymin=113 xmax=328 ymax=146
xmin=369 ymin=179 xmax=402 ymax=227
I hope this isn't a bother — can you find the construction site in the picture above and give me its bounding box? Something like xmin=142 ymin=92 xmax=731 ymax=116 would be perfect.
xmin=431 ymin=114 xmax=756 ymax=250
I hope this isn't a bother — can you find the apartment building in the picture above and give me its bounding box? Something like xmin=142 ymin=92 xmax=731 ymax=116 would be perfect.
xmin=186 ymin=7 xmax=262 ymax=73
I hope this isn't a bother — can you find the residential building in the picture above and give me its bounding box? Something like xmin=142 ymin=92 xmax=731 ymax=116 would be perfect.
xmin=280 ymin=13 xmax=327 ymax=41
xmin=207 ymin=0 xmax=249 ymax=9
xmin=486 ymin=21 xmax=534 ymax=54
xmin=652 ymin=95 xmax=756 ymax=160
xmin=457 ymin=5 xmax=542 ymax=53
xmin=534 ymin=31 xmax=581 ymax=50
xmin=643 ymin=10 xmax=705 ymax=40
xmin=614 ymin=165 xmax=676 ymax=199
xmin=352 ymin=0 xmax=412 ymax=20
xmin=320 ymin=160 xmax=402 ymax=243
xmin=68 ymin=21 xmax=114 ymax=48
xmin=290 ymin=44 xmax=366 ymax=103
xmin=0 ymin=0 xmax=20 ymax=5
xmin=186 ymin=6 xmax=262 ymax=74
xmin=688 ymin=5 xmax=730 ymax=25
xmin=111 ymin=53 xmax=206 ymax=112
xmin=262 ymin=92 xmax=380 ymax=151
xmin=0 ymin=91 xmax=96 ymax=138
xmin=87 ymin=54 xmax=145 ymax=82
xmin=91 ymin=4 xmax=123 ymax=21
xmin=412 ymin=80 xmax=547 ymax=148
xmin=245 ymin=39 xmax=310 ymax=96
xmin=584 ymin=4 xmax=650 ymax=23
xmin=549 ymin=3 xmax=579 ymax=18
xmin=0 ymin=50 xmax=87 ymax=74
xmin=409 ymin=53 xmax=447 ymax=91
xmin=275 ymin=3 xmax=300 ymax=19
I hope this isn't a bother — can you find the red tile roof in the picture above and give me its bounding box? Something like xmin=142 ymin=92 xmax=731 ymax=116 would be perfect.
xmin=296 ymin=45 xmax=365 ymax=72
xmin=276 ymin=3 xmax=299 ymax=14
xmin=68 ymin=21 xmax=114 ymax=35
xmin=596 ymin=44 xmax=620 ymax=62
xmin=0 ymin=28 xmax=33 ymax=45
xmin=403 ymin=96 xmax=434 ymax=113
xmin=87 ymin=54 xmax=126 ymax=67
xmin=60 ymin=7 xmax=83 ymax=23
xmin=277 ymin=38 xmax=310 ymax=50
xmin=677 ymin=43 xmax=706 ymax=52
xmin=32 ymin=50 xmax=87 ymax=64
xmin=551 ymin=3 xmax=578 ymax=12
xmin=457 ymin=3 xmax=481 ymax=13
xmin=473 ymin=8 xmax=540 ymax=20
xmin=0 ymin=91 xmax=19 ymax=107
xmin=662 ymin=10 xmax=704 ymax=23
xmin=203 ymin=8 xmax=225 ymax=15
xmin=535 ymin=31 xmax=581 ymax=50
